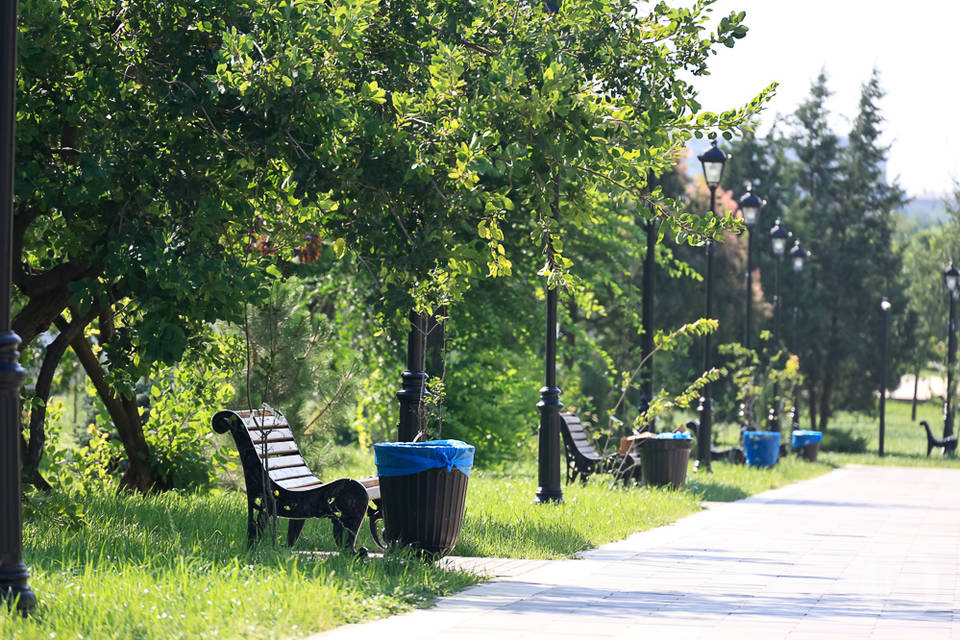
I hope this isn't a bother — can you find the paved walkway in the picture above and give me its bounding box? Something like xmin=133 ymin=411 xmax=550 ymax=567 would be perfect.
xmin=315 ymin=466 xmax=960 ymax=639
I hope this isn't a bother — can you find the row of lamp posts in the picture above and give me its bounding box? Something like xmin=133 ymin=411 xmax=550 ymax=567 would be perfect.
xmin=694 ymin=141 xmax=809 ymax=470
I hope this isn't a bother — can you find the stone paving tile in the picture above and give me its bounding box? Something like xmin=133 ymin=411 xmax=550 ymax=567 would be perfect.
xmin=312 ymin=466 xmax=960 ymax=640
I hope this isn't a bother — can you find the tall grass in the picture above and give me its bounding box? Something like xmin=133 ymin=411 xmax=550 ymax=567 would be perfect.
xmin=5 ymin=490 xmax=476 ymax=640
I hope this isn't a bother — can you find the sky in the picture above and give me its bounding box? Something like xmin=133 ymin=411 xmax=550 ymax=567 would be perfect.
xmin=684 ymin=0 xmax=959 ymax=198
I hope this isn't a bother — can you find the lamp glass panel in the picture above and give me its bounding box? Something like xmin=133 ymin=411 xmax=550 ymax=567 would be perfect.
xmin=742 ymin=206 xmax=759 ymax=226
xmin=703 ymin=162 xmax=723 ymax=187
xmin=947 ymin=274 xmax=959 ymax=292
xmin=881 ymin=300 xmax=891 ymax=311
xmin=793 ymin=256 xmax=804 ymax=272
xmin=772 ymin=237 xmax=786 ymax=255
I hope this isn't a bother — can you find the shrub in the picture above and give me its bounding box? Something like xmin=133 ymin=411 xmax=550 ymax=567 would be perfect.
xmin=821 ymin=427 xmax=868 ymax=453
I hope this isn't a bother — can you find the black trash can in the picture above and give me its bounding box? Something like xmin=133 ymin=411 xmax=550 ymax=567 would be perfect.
xmin=374 ymin=440 xmax=474 ymax=557
xmin=640 ymin=435 xmax=692 ymax=489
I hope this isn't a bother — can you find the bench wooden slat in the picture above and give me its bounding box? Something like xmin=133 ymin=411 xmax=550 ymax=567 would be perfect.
xmin=259 ymin=453 xmax=306 ymax=470
xmin=275 ymin=476 xmax=324 ymax=490
xmin=249 ymin=427 xmax=296 ymax=444
xmin=254 ymin=440 xmax=301 ymax=458
xmin=268 ymin=466 xmax=315 ymax=481
xmin=358 ymin=476 xmax=381 ymax=501
xmin=242 ymin=413 xmax=288 ymax=429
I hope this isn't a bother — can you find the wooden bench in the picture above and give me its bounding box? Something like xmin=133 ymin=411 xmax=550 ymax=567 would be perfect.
xmin=559 ymin=412 xmax=640 ymax=485
xmin=921 ymin=419 xmax=958 ymax=457
xmin=212 ymin=406 xmax=371 ymax=549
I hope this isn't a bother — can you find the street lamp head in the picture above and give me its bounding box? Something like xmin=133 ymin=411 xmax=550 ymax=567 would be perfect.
xmin=789 ymin=239 xmax=808 ymax=272
xmin=698 ymin=139 xmax=727 ymax=189
xmin=944 ymin=262 xmax=960 ymax=297
xmin=737 ymin=184 xmax=764 ymax=227
xmin=881 ymin=297 xmax=891 ymax=312
xmin=769 ymin=218 xmax=789 ymax=256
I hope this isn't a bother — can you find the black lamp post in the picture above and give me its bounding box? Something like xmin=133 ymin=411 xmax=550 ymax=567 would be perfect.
xmin=943 ymin=262 xmax=959 ymax=440
xmin=879 ymin=297 xmax=891 ymax=456
xmin=738 ymin=185 xmax=763 ymax=350
xmin=534 ymin=177 xmax=563 ymax=503
xmin=1 ymin=0 xmax=35 ymax=613
xmin=696 ymin=140 xmax=727 ymax=471
xmin=768 ymin=218 xmax=790 ymax=433
xmin=639 ymin=217 xmax=657 ymax=418
xmin=788 ymin=240 xmax=807 ymax=430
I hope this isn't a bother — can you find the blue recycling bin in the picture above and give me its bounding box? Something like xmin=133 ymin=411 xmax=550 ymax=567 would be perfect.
xmin=791 ymin=430 xmax=823 ymax=462
xmin=374 ymin=440 xmax=474 ymax=557
xmin=743 ymin=431 xmax=780 ymax=468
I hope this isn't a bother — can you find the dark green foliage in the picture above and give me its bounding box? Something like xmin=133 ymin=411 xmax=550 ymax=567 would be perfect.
xmin=821 ymin=428 xmax=868 ymax=454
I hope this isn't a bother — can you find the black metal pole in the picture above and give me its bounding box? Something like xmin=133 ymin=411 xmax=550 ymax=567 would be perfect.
xmin=397 ymin=310 xmax=428 ymax=442
xmin=0 ymin=0 xmax=34 ymax=613
xmin=790 ymin=269 xmax=801 ymax=430
xmin=639 ymin=219 xmax=656 ymax=417
xmin=768 ymin=254 xmax=782 ymax=433
xmin=739 ymin=226 xmax=754 ymax=431
xmin=697 ymin=187 xmax=716 ymax=472
xmin=744 ymin=228 xmax=752 ymax=350
xmin=535 ymin=177 xmax=563 ymax=503
xmin=945 ymin=293 xmax=956 ymax=440
xmin=879 ymin=301 xmax=889 ymax=457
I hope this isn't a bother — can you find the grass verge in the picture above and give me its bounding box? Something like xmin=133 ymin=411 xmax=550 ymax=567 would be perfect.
xmin=4 ymin=446 xmax=830 ymax=638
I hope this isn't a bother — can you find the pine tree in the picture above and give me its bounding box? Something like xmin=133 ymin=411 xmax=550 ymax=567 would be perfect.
xmin=793 ymin=70 xmax=907 ymax=429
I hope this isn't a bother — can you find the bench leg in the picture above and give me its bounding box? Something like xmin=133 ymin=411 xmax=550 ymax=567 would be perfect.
xmin=247 ymin=494 xmax=270 ymax=546
xmin=367 ymin=500 xmax=386 ymax=550
xmin=287 ymin=519 xmax=306 ymax=546
xmin=327 ymin=479 xmax=369 ymax=549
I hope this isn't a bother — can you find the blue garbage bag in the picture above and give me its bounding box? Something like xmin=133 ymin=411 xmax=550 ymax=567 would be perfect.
xmin=791 ymin=430 xmax=823 ymax=448
xmin=743 ymin=431 xmax=780 ymax=467
xmin=374 ymin=440 xmax=475 ymax=477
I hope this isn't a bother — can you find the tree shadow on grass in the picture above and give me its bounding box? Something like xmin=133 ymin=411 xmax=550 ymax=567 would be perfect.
xmin=688 ymin=481 xmax=749 ymax=502
xmin=24 ymin=488 xmax=364 ymax=570
xmin=452 ymin=518 xmax=591 ymax=559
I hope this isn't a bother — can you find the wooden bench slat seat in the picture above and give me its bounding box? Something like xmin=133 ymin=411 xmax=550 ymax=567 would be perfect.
xmin=212 ymin=405 xmax=370 ymax=549
xmin=559 ymin=412 xmax=641 ymax=486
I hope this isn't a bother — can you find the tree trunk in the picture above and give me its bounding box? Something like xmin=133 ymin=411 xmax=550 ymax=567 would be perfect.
xmin=818 ymin=383 xmax=832 ymax=432
xmin=818 ymin=314 xmax=839 ymax=432
xmin=21 ymin=309 xmax=99 ymax=490
xmin=425 ymin=305 xmax=446 ymax=379
xmin=424 ymin=306 xmax=446 ymax=438
xmin=69 ymin=328 xmax=154 ymax=493
xmin=807 ymin=384 xmax=818 ymax=430
xmin=563 ymin=299 xmax=577 ymax=374
xmin=911 ymin=364 xmax=920 ymax=422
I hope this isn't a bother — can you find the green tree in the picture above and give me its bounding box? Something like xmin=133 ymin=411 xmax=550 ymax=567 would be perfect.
xmin=788 ymin=70 xmax=907 ymax=428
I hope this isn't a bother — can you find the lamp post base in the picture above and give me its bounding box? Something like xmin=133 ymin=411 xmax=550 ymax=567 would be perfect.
xmin=696 ymin=395 xmax=713 ymax=473
xmin=534 ymin=385 xmax=563 ymax=504
xmin=0 ymin=563 xmax=35 ymax=615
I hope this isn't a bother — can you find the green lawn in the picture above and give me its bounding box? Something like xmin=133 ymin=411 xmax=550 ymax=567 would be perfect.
xmin=708 ymin=398 xmax=960 ymax=469
xmin=3 ymin=446 xmax=830 ymax=639
xmin=822 ymin=399 xmax=960 ymax=468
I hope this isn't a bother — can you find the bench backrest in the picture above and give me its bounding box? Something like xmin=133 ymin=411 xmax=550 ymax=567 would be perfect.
xmin=559 ymin=412 xmax=604 ymax=463
xmin=212 ymin=406 xmax=325 ymax=496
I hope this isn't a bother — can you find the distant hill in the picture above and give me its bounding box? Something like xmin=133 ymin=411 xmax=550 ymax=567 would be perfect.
xmin=898 ymin=196 xmax=949 ymax=229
